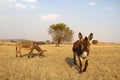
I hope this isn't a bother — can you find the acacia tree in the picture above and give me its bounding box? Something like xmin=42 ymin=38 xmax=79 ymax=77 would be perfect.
xmin=48 ymin=23 xmax=73 ymax=46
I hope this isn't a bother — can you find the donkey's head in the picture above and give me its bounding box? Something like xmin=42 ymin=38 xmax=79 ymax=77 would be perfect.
xmin=78 ymin=33 xmax=93 ymax=58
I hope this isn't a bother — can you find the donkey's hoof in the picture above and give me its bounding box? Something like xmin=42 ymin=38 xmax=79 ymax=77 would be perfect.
xmin=79 ymin=70 xmax=83 ymax=73
xmin=20 ymin=56 xmax=23 ymax=58
xmin=83 ymin=70 xmax=86 ymax=72
xmin=39 ymin=55 xmax=44 ymax=58
xmin=74 ymin=62 xmax=77 ymax=65
xmin=28 ymin=56 xmax=31 ymax=58
xmin=83 ymin=69 xmax=87 ymax=72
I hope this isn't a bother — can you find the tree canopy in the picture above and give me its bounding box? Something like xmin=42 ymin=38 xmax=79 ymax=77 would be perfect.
xmin=48 ymin=23 xmax=73 ymax=46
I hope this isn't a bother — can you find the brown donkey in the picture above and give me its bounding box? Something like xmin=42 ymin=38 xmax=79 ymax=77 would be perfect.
xmin=16 ymin=41 xmax=47 ymax=58
xmin=72 ymin=33 xmax=93 ymax=73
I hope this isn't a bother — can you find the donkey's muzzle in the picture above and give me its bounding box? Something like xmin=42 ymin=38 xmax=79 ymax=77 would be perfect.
xmin=81 ymin=52 xmax=88 ymax=59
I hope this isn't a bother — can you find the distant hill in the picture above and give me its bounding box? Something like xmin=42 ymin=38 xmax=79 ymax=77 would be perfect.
xmin=0 ymin=39 xmax=32 ymax=42
xmin=0 ymin=39 xmax=46 ymax=45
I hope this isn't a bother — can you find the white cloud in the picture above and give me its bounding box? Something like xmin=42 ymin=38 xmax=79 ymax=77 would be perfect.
xmin=0 ymin=0 xmax=16 ymax=9
xmin=14 ymin=3 xmax=37 ymax=9
xmin=0 ymin=0 xmax=38 ymax=9
xmin=41 ymin=14 xmax=60 ymax=21
xmin=14 ymin=3 xmax=27 ymax=9
xmin=29 ymin=5 xmax=37 ymax=9
xmin=24 ymin=0 xmax=37 ymax=3
xmin=88 ymin=2 xmax=96 ymax=7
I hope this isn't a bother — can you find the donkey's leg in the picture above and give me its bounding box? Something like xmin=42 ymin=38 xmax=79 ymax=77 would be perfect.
xmin=28 ymin=48 xmax=33 ymax=58
xmin=73 ymin=52 xmax=77 ymax=65
xmin=19 ymin=51 xmax=22 ymax=58
xmin=16 ymin=50 xmax=18 ymax=57
xmin=78 ymin=56 xmax=83 ymax=73
xmin=16 ymin=46 xmax=18 ymax=57
xmin=19 ymin=48 xmax=22 ymax=58
xmin=83 ymin=60 xmax=88 ymax=72
xmin=38 ymin=51 xmax=43 ymax=57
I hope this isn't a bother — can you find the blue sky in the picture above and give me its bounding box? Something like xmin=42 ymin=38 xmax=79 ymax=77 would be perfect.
xmin=0 ymin=0 xmax=120 ymax=43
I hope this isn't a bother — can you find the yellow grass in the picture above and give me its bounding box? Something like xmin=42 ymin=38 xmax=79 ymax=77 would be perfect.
xmin=0 ymin=43 xmax=120 ymax=80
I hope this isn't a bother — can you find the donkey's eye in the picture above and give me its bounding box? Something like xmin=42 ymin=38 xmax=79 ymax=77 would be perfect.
xmin=81 ymin=45 xmax=83 ymax=49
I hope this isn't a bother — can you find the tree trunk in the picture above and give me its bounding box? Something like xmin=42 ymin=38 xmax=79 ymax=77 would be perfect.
xmin=56 ymin=43 xmax=59 ymax=46
xmin=56 ymin=39 xmax=61 ymax=46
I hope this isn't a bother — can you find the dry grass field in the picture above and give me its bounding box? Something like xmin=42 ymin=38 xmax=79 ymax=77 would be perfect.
xmin=0 ymin=42 xmax=120 ymax=80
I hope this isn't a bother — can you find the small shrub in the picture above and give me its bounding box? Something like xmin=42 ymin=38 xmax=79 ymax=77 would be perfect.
xmin=92 ymin=40 xmax=98 ymax=44
xmin=45 ymin=40 xmax=51 ymax=44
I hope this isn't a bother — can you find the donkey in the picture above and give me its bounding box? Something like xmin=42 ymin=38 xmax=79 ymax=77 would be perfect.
xmin=16 ymin=41 xmax=47 ymax=58
xmin=72 ymin=32 xmax=93 ymax=73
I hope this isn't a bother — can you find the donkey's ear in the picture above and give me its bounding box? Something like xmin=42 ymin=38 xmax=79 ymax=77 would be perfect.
xmin=88 ymin=33 xmax=93 ymax=41
xmin=78 ymin=32 xmax=83 ymax=40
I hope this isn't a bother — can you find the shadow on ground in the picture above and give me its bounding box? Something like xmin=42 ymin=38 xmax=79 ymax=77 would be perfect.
xmin=65 ymin=57 xmax=80 ymax=73
xmin=65 ymin=57 xmax=74 ymax=68
xmin=21 ymin=53 xmax=46 ymax=58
